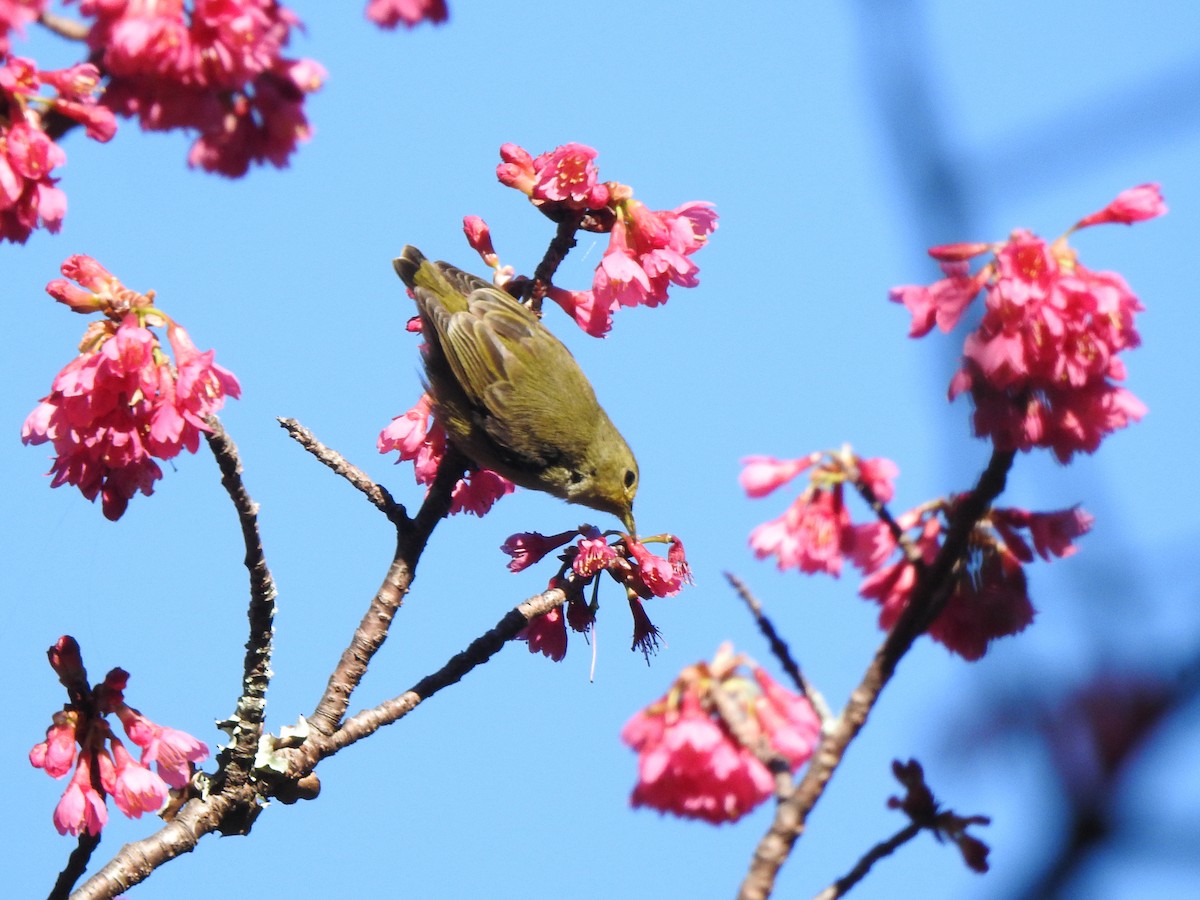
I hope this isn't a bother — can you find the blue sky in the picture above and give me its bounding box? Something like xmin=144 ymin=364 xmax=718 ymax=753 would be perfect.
xmin=5 ymin=2 xmax=1200 ymax=898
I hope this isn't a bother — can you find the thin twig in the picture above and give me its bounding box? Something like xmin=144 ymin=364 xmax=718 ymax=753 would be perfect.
xmin=47 ymin=832 xmax=100 ymax=900
xmin=529 ymin=213 xmax=584 ymax=311
xmin=38 ymin=11 xmax=91 ymax=41
xmin=811 ymin=822 xmax=922 ymax=900
xmin=278 ymin=417 xmax=404 ymax=523
xmin=298 ymin=586 xmax=568 ymax=763
xmin=725 ymin=571 xmax=835 ymax=727
xmin=737 ymin=448 xmax=1015 ymax=900
xmin=847 ymin=462 xmax=924 ymax=567
xmin=307 ymin=444 xmax=466 ymax=736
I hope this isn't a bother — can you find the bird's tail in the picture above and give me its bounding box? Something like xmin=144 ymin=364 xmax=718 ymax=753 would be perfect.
xmin=393 ymin=245 xmax=490 ymax=312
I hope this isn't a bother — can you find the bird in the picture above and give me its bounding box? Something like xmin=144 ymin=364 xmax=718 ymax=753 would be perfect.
xmin=393 ymin=246 xmax=639 ymax=534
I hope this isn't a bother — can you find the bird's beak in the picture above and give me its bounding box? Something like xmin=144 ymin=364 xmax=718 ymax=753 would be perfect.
xmin=621 ymin=510 xmax=637 ymax=537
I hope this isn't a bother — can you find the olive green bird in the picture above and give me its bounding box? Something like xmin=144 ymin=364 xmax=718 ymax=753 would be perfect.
xmin=393 ymin=246 xmax=639 ymax=534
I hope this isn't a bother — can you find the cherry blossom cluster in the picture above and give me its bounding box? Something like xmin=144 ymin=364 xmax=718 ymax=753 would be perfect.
xmin=858 ymin=499 xmax=1092 ymax=659
xmin=29 ymin=637 xmax=209 ymax=836
xmin=22 ymin=255 xmax=241 ymax=520
xmin=741 ymin=449 xmax=1092 ymax=658
xmin=743 ymin=450 xmax=899 ymax=577
xmin=621 ymin=643 xmax=821 ymax=824
xmin=890 ymin=184 xmax=1164 ymax=462
xmin=70 ymin=0 xmax=324 ymax=177
xmin=458 ymin=142 xmax=717 ymax=337
xmin=365 ymin=0 xmax=447 ymax=28
xmin=377 ymin=392 xmax=516 ymax=517
xmin=501 ymin=528 xmax=691 ymax=661
xmin=1 ymin=55 xmax=116 ymax=242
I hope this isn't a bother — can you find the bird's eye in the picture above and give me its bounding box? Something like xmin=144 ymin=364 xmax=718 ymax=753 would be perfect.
xmin=570 ymin=471 xmax=584 ymax=484
xmin=624 ymin=469 xmax=637 ymax=490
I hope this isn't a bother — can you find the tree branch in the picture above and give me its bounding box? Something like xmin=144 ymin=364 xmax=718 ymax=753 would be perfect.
xmin=204 ymin=417 xmax=278 ymax=782
xmin=278 ymin=417 xmax=405 ymax=523
xmin=812 ymin=822 xmax=922 ymax=900
xmin=725 ymin=571 xmax=834 ymax=727
xmin=737 ymin=448 xmax=1015 ymax=900
xmin=293 ymin=587 xmax=567 ymax=765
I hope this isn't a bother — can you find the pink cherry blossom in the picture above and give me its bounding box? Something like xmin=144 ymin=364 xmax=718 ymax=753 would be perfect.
xmin=117 ymin=708 xmax=209 ymax=790
xmin=622 ymin=646 xmax=820 ymax=824
xmin=927 ymin=545 xmax=1034 ymax=660
xmin=626 ymin=539 xmax=683 ymax=597
xmin=53 ymin=753 xmax=109 ymax=836
xmin=1074 ymin=183 xmax=1167 ymax=229
xmin=738 ymin=454 xmax=812 ymax=498
xmin=0 ymin=54 xmax=114 ymax=241
xmin=78 ymin=0 xmax=323 ymax=176
xmin=546 ymin=286 xmax=614 ymax=338
xmin=517 ymin=607 xmax=568 ymax=661
xmin=462 ymin=215 xmax=498 ymax=267
xmin=30 ymin=711 xmax=80 ymax=779
xmin=749 ymin=488 xmax=853 ymax=577
xmin=25 ymin=260 xmax=240 ymax=519
xmin=0 ymin=1 xmax=47 ymax=54
xmin=492 ymin=143 xmax=716 ymax=334
xmin=573 ymin=534 xmax=617 ymax=577
xmin=751 ymin=667 xmax=821 ymax=768
xmin=378 ymin=393 xmax=514 ymax=515
xmin=856 ymin=499 xmax=1083 ymax=660
xmin=108 ymin=739 xmax=169 ymax=818
xmin=33 ymin=637 xmax=210 ymax=834
xmin=856 ymin=456 xmax=899 ymax=503
xmin=366 ymin=0 xmax=448 ymax=28
xmin=500 ymin=530 xmax=577 ymax=573
xmin=448 ymin=468 xmax=514 ymax=516
xmin=893 ymin=189 xmax=1158 ymax=461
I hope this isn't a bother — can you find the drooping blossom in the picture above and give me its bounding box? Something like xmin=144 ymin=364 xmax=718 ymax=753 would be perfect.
xmin=500 ymin=529 xmax=577 ymax=573
xmin=626 ymin=538 xmax=683 ymax=597
xmin=492 ymin=142 xmax=717 ymax=336
xmin=0 ymin=56 xmax=115 ymax=242
xmin=53 ymin=751 xmax=110 ymax=836
xmin=502 ymin=531 xmax=689 ymax=662
xmin=22 ymin=256 xmax=240 ymax=519
xmin=516 ymin=606 xmax=568 ymax=661
xmin=366 ymin=0 xmax=448 ymax=28
xmin=1074 ymin=183 xmax=1166 ymax=229
xmin=890 ymin=186 xmax=1162 ymax=461
xmin=108 ymin=739 xmax=169 ymax=818
xmin=738 ymin=454 xmax=814 ymax=498
xmin=856 ymin=498 xmax=1091 ymax=660
xmin=116 ymin=706 xmax=211 ymax=789
xmin=31 ymin=636 xmax=209 ymax=835
xmin=744 ymin=449 xmax=899 ymax=577
xmin=462 ymin=214 xmax=498 ymax=267
xmin=378 ymin=392 xmax=514 ymax=516
xmin=76 ymin=0 xmax=324 ymax=176
xmin=622 ymin=644 xmax=820 ymax=824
